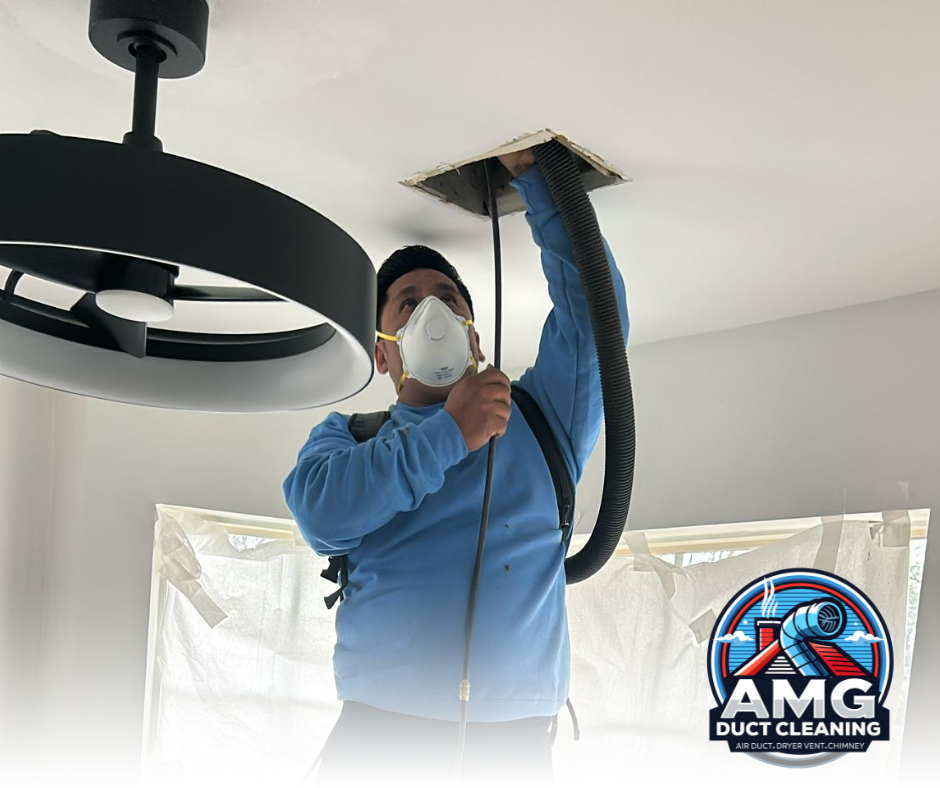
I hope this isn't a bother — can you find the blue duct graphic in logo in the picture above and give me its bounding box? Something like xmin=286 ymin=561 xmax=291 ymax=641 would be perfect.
xmin=708 ymin=569 xmax=893 ymax=768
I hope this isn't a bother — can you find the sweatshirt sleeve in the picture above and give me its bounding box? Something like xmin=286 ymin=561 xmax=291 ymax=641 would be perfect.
xmin=283 ymin=408 xmax=469 ymax=555
xmin=512 ymin=165 xmax=630 ymax=484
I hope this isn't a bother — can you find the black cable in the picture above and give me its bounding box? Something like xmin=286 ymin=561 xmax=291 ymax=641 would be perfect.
xmin=489 ymin=158 xmax=503 ymax=370
xmin=454 ymin=158 xmax=503 ymax=782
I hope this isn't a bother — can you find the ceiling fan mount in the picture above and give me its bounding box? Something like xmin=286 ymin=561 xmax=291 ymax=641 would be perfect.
xmin=89 ymin=0 xmax=209 ymax=79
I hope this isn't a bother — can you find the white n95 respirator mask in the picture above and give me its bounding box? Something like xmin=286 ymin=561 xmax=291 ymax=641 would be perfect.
xmin=377 ymin=295 xmax=477 ymax=390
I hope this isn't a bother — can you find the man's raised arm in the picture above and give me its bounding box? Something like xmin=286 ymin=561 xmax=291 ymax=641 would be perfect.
xmin=504 ymin=152 xmax=630 ymax=485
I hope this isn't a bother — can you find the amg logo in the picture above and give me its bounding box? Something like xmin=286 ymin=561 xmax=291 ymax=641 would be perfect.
xmin=708 ymin=571 xmax=893 ymax=766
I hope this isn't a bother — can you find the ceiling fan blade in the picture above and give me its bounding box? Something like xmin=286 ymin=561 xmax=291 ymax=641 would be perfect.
xmin=170 ymin=284 xmax=282 ymax=302
xmin=70 ymin=293 xmax=148 ymax=358
xmin=1 ymin=270 xmax=24 ymax=299
xmin=0 ymin=245 xmax=105 ymax=292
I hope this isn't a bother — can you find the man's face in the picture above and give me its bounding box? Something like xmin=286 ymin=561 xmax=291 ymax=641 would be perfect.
xmin=375 ymin=268 xmax=484 ymax=399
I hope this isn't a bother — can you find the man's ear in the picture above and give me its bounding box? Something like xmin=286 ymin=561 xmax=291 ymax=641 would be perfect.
xmin=375 ymin=340 xmax=389 ymax=375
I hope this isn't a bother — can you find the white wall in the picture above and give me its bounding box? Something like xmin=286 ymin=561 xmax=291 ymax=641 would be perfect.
xmin=1 ymin=287 xmax=938 ymax=785
xmin=0 ymin=380 xmax=56 ymax=774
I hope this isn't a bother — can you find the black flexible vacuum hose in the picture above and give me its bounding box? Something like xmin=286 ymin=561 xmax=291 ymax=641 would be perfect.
xmin=534 ymin=140 xmax=635 ymax=583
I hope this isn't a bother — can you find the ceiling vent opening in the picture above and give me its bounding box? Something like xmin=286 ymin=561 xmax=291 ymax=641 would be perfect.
xmin=400 ymin=129 xmax=628 ymax=220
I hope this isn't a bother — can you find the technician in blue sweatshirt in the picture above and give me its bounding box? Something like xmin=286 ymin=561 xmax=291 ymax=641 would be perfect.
xmin=283 ymin=148 xmax=629 ymax=786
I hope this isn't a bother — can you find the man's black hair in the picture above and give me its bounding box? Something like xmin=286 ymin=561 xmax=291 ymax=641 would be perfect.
xmin=375 ymin=245 xmax=474 ymax=330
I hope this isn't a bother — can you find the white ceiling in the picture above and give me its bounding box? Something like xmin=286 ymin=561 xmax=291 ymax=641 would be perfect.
xmin=2 ymin=0 xmax=939 ymax=370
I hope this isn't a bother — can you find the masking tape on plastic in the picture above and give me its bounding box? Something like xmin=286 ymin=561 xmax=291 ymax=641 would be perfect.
xmin=625 ymin=531 xmax=714 ymax=641
xmin=623 ymin=530 xmax=678 ymax=599
xmin=689 ymin=609 xmax=718 ymax=645
xmin=154 ymin=510 xmax=228 ymax=628
xmin=812 ymin=516 xmax=844 ymax=573
xmin=878 ymin=510 xmax=912 ymax=548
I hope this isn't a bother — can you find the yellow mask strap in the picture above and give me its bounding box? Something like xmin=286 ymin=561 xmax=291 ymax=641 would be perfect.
xmin=397 ymin=370 xmax=408 ymax=393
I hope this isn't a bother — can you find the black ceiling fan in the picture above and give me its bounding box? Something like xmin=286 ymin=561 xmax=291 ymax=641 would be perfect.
xmin=0 ymin=0 xmax=375 ymax=412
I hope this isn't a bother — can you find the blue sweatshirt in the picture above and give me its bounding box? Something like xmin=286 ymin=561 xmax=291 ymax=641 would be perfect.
xmin=283 ymin=165 xmax=629 ymax=722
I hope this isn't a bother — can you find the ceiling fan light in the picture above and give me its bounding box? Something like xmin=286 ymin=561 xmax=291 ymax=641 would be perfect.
xmin=96 ymin=289 xmax=175 ymax=323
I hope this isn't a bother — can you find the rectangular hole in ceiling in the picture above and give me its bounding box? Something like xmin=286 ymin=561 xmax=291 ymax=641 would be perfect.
xmin=401 ymin=128 xmax=629 ymax=220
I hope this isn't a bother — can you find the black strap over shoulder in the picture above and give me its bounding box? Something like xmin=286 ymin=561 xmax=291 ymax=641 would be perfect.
xmin=320 ymin=556 xmax=347 ymax=610
xmin=320 ymin=391 xmax=575 ymax=608
xmin=318 ymin=412 xmax=391 ymax=609
xmin=510 ymin=384 xmax=575 ymax=545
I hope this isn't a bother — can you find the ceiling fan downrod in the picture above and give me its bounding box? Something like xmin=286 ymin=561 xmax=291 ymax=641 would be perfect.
xmin=89 ymin=0 xmax=211 ymax=150
xmin=123 ymin=40 xmax=165 ymax=151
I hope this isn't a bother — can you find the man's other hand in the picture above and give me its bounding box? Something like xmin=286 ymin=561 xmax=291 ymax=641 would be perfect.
xmin=497 ymin=149 xmax=536 ymax=178
xmin=444 ymin=366 xmax=512 ymax=451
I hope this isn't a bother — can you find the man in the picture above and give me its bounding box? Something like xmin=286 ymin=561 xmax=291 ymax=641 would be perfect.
xmin=283 ymin=148 xmax=629 ymax=787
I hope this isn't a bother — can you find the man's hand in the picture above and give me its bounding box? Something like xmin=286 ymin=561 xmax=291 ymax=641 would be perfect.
xmin=444 ymin=366 xmax=512 ymax=452
xmin=497 ymin=148 xmax=537 ymax=178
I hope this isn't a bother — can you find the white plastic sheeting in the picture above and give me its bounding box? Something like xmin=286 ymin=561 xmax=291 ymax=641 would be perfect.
xmin=144 ymin=509 xmax=336 ymax=787
xmin=144 ymin=508 xmax=922 ymax=787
